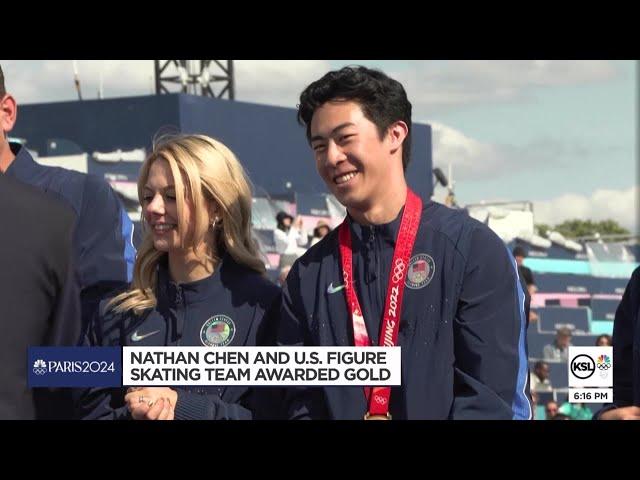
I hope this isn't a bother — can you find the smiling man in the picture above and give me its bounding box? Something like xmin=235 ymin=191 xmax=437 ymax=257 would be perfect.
xmin=277 ymin=66 xmax=532 ymax=420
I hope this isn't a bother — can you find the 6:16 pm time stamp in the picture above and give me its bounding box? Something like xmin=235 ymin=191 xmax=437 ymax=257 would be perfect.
xmin=569 ymin=388 xmax=612 ymax=403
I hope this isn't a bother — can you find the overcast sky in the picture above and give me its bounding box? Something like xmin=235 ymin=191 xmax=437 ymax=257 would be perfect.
xmin=1 ymin=60 xmax=636 ymax=231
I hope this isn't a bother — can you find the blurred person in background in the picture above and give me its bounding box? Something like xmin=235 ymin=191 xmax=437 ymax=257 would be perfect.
xmin=543 ymin=326 xmax=573 ymax=362
xmin=310 ymin=219 xmax=331 ymax=246
xmin=530 ymin=361 xmax=553 ymax=392
xmin=544 ymin=400 xmax=559 ymax=420
xmin=274 ymin=211 xmax=307 ymax=268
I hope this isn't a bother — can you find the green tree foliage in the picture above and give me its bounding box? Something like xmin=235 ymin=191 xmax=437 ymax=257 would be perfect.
xmin=535 ymin=220 xmax=629 ymax=239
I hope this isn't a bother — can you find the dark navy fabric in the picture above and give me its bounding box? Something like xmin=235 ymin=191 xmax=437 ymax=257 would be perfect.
xmin=278 ymin=201 xmax=532 ymax=420
xmin=6 ymin=143 xmax=135 ymax=338
xmin=0 ymin=173 xmax=81 ymax=419
xmin=596 ymin=267 xmax=640 ymax=418
xmin=78 ymin=254 xmax=281 ymax=420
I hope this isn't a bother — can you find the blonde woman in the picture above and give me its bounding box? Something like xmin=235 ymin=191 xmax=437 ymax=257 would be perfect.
xmin=78 ymin=134 xmax=281 ymax=420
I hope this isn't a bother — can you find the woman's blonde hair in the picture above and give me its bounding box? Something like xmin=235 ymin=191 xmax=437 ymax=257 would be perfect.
xmin=108 ymin=134 xmax=265 ymax=315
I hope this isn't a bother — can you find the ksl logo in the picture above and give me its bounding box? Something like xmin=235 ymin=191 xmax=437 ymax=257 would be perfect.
xmin=571 ymin=354 xmax=595 ymax=379
xmin=568 ymin=346 xmax=613 ymax=388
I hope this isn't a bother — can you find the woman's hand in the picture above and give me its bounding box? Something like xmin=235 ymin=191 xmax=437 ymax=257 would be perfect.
xmin=125 ymin=387 xmax=178 ymax=420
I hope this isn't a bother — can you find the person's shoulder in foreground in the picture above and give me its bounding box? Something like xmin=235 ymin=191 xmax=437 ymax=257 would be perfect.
xmin=0 ymin=173 xmax=81 ymax=419
xmin=594 ymin=266 xmax=640 ymax=420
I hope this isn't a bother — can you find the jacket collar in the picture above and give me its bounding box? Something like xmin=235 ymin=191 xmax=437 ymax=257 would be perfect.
xmin=348 ymin=206 xmax=405 ymax=249
xmin=156 ymin=253 xmax=228 ymax=306
xmin=5 ymin=143 xmax=47 ymax=182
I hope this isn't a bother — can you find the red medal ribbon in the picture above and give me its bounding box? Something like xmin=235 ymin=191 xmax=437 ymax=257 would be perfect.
xmin=338 ymin=189 xmax=422 ymax=419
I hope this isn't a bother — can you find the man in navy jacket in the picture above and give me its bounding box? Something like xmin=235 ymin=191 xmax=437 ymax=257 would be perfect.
xmin=595 ymin=266 xmax=640 ymax=420
xmin=277 ymin=66 xmax=532 ymax=420
xmin=0 ymin=64 xmax=136 ymax=339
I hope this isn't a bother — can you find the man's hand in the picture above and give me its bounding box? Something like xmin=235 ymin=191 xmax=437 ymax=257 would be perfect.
xmin=599 ymin=406 xmax=640 ymax=420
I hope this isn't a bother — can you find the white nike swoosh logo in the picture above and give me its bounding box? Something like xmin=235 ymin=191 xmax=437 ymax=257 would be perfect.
xmin=327 ymin=282 xmax=345 ymax=294
xmin=131 ymin=330 xmax=160 ymax=342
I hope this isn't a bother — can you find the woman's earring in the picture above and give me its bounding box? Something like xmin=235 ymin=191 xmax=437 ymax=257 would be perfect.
xmin=211 ymin=217 xmax=220 ymax=229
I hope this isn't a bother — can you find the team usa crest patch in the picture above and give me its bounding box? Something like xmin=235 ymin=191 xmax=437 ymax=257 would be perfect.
xmin=200 ymin=315 xmax=236 ymax=346
xmin=405 ymin=254 xmax=435 ymax=289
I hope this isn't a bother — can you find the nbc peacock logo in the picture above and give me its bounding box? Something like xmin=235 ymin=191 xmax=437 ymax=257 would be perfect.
xmin=597 ymin=354 xmax=611 ymax=370
xmin=33 ymin=359 xmax=47 ymax=376
xmin=597 ymin=354 xmax=611 ymax=379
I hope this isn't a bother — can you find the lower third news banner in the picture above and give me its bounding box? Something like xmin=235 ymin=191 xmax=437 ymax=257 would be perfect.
xmin=123 ymin=347 xmax=401 ymax=386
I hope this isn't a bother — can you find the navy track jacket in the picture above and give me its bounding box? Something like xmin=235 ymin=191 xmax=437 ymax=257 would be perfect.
xmin=6 ymin=144 xmax=136 ymax=337
xmin=78 ymin=254 xmax=282 ymax=420
xmin=278 ymin=201 xmax=532 ymax=420
xmin=595 ymin=266 xmax=640 ymax=418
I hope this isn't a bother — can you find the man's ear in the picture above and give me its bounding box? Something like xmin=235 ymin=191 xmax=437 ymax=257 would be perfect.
xmin=387 ymin=120 xmax=408 ymax=155
xmin=0 ymin=94 xmax=18 ymax=136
